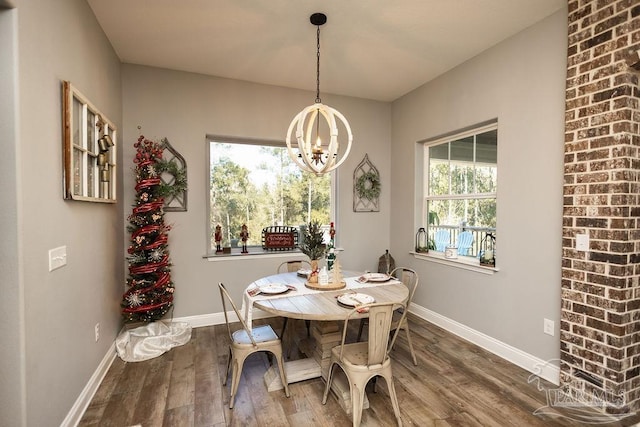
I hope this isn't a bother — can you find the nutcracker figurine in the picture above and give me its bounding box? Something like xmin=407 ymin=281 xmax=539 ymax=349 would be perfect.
xmin=215 ymin=224 xmax=223 ymax=253
xmin=327 ymin=222 xmax=336 ymax=270
xmin=240 ymin=224 xmax=249 ymax=254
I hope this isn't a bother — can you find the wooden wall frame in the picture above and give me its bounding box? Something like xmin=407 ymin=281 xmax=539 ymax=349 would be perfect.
xmin=62 ymin=81 xmax=117 ymax=203
xmin=160 ymin=138 xmax=188 ymax=211
xmin=353 ymin=154 xmax=380 ymax=212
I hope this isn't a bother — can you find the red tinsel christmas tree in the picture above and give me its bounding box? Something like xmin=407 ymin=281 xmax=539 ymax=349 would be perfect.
xmin=121 ymin=135 xmax=174 ymax=322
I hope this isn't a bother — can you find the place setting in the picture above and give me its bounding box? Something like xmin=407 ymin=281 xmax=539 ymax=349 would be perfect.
xmin=247 ymin=283 xmax=297 ymax=297
xmin=335 ymin=291 xmax=375 ymax=312
xmin=356 ymin=272 xmax=392 ymax=283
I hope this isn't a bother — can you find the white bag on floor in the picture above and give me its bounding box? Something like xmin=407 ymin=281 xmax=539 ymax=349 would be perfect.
xmin=115 ymin=321 xmax=191 ymax=362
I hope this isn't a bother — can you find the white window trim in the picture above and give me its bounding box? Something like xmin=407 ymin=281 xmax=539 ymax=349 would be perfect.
xmin=411 ymin=251 xmax=499 ymax=275
xmin=414 ymin=119 xmax=498 ymax=271
xmin=204 ymin=251 xmax=306 ymax=262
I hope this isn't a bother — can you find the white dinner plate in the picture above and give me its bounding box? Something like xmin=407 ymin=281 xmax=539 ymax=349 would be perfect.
xmin=337 ymin=293 xmax=375 ymax=307
xmin=259 ymin=283 xmax=289 ymax=294
xmin=360 ymin=273 xmax=391 ymax=282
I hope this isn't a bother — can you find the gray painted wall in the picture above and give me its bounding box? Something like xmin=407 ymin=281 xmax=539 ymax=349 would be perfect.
xmin=121 ymin=65 xmax=392 ymax=314
xmin=8 ymin=0 xmax=123 ymax=425
xmin=389 ymin=9 xmax=567 ymax=362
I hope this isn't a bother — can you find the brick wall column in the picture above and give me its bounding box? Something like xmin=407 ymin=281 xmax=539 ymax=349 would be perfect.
xmin=563 ymin=0 xmax=640 ymax=415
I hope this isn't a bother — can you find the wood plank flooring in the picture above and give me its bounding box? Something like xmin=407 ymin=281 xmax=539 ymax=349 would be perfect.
xmin=79 ymin=315 xmax=640 ymax=426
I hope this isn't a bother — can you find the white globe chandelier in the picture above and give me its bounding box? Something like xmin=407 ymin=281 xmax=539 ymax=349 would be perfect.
xmin=286 ymin=13 xmax=353 ymax=176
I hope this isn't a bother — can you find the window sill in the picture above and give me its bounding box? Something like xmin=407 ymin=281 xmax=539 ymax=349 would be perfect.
xmin=411 ymin=251 xmax=499 ymax=275
xmin=205 ymin=249 xmax=305 ymax=262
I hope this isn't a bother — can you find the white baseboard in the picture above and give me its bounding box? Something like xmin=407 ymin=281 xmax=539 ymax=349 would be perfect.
xmin=408 ymin=303 xmax=560 ymax=385
xmin=61 ymin=342 xmax=117 ymax=427
xmin=173 ymin=308 xmax=274 ymax=329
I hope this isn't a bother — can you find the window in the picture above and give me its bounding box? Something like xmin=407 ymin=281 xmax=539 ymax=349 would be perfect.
xmin=420 ymin=121 xmax=497 ymax=260
xmin=207 ymin=137 xmax=333 ymax=256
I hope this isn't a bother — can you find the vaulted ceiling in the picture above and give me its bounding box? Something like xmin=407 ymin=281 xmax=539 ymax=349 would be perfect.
xmin=88 ymin=0 xmax=566 ymax=102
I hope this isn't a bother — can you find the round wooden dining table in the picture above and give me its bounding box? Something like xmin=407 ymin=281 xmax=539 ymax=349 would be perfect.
xmin=248 ymin=271 xmax=409 ymax=415
xmin=251 ymin=271 xmax=409 ymax=321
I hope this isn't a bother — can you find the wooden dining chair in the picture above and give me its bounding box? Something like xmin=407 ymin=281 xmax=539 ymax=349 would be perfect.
xmin=322 ymin=302 xmax=405 ymax=427
xmin=277 ymin=259 xmax=312 ymax=356
xmin=218 ymin=282 xmax=290 ymax=408
xmin=356 ymin=267 xmax=419 ymax=365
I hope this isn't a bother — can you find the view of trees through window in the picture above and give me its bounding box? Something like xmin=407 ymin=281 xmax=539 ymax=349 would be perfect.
xmin=423 ymin=124 xmax=497 ymax=256
xmin=209 ymin=140 xmax=331 ymax=254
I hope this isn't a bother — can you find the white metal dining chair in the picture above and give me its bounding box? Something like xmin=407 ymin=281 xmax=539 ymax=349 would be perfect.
xmin=357 ymin=267 xmax=419 ymax=365
xmin=277 ymin=259 xmax=311 ymax=274
xmin=323 ymin=301 xmax=405 ymax=427
xmin=218 ymin=282 xmax=290 ymax=408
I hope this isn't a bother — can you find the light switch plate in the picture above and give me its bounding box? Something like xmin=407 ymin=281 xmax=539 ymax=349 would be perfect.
xmin=576 ymin=234 xmax=589 ymax=251
xmin=48 ymin=246 xmax=67 ymax=271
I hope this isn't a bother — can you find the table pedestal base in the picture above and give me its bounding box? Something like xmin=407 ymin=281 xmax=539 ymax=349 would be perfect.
xmin=264 ymin=358 xmax=321 ymax=391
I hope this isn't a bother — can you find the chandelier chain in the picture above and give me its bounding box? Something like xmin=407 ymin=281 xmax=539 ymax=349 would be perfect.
xmin=315 ymin=24 xmax=321 ymax=104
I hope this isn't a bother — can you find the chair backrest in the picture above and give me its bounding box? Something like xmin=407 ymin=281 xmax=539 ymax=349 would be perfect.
xmin=277 ymin=260 xmax=311 ymax=274
xmin=218 ymin=282 xmax=257 ymax=347
xmin=338 ymin=302 xmax=404 ymax=366
xmin=434 ymin=230 xmax=450 ymax=251
xmin=457 ymin=231 xmax=473 ymax=255
xmin=390 ymin=267 xmax=419 ymax=310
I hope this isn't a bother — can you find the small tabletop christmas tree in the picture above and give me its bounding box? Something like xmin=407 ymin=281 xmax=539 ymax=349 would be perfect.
xmin=299 ymin=220 xmax=326 ymax=283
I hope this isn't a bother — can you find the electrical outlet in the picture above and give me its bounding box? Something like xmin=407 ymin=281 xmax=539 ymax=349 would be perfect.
xmin=576 ymin=233 xmax=589 ymax=251
xmin=94 ymin=323 xmax=100 ymax=342
xmin=544 ymin=318 xmax=554 ymax=336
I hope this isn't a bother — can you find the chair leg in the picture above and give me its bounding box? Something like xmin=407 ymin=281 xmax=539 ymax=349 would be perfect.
xmin=273 ymin=349 xmax=290 ymax=398
xmin=356 ymin=319 xmax=366 ymax=341
xmin=223 ymin=348 xmax=232 ymax=386
xmin=351 ymin=379 xmax=366 ymax=427
xmin=383 ymin=373 xmax=403 ymax=426
xmin=305 ymin=319 xmax=311 ymax=337
xmin=281 ymin=317 xmax=293 ymax=359
xmin=404 ymin=324 xmax=418 ymax=366
xmin=229 ymin=353 xmax=247 ymax=409
xmin=322 ymin=363 xmax=336 ymax=404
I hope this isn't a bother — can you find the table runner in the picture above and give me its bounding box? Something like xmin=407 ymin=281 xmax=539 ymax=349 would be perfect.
xmin=241 ymin=274 xmax=400 ymax=331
